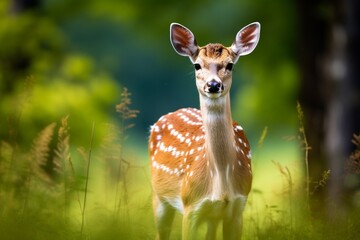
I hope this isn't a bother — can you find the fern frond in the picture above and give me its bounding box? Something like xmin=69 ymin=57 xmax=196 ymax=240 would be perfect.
xmin=30 ymin=122 xmax=56 ymax=182
xmin=54 ymin=116 xmax=70 ymax=175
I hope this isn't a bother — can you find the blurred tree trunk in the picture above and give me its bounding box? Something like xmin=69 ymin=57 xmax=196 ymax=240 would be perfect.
xmin=298 ymin=0 xmax=360 ymax=218
xmin=342 ymin=0 xmax=360 ymax=207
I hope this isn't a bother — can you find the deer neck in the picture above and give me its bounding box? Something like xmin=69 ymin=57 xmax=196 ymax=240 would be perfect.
xmin=200 ymin=93 xmax=236 ymax=178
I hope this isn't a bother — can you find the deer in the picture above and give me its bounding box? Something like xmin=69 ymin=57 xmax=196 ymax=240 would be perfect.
xmin=149 ymin=22 xmax=261 ymax=240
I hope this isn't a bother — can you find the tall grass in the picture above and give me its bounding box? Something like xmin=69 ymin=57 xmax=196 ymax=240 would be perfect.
xmin=296 ymin=101 xmax=311 ymax=212
xmin=0 ymin=117 xmax=78 ymax=240
xmin=80 ymin=121 xmax=95 ymax=238
xmin=243 ymin=103 xmax=360 ymax=240
xmin=0 ymin=83 xmax=359 ymax=240
xmin=0 ymin=86 xmax=149 ymax=240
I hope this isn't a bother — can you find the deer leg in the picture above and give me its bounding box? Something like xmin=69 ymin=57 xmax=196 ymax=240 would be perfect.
xmin=153 ymin=196 xmax=176 ymax=240
xmin=205 ymin=220 xmax=218 ymax=240
xmin=223 ymin=198 xmax=245 ymax=240
xmin=223 ymin=214 xmax=242 ymax=240
xmin=182 ymin=208 xmax=199 ymax=240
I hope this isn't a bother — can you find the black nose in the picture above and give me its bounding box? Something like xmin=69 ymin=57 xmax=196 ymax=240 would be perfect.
xmin=206 ymin=80 xmax=224 ymax=93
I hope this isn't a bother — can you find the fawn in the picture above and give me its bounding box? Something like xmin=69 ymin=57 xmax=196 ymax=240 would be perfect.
xmin=149 ymin=22 xmax=261 ymax=240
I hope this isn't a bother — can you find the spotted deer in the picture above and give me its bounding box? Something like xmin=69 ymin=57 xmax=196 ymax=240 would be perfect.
xmin=149 ymin=22 xmax=261 ymax=240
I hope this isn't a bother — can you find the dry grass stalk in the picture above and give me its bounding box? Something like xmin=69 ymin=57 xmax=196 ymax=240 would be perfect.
xmin=81 ymin=122 xmax=95 ymax=236
xmin=115 ymin=88 xmax=139 ymax=124
xmin=272 ymin=160 xmax=293 ymax=192
xmin=311 ymin=170 xmax=331 ymax=195
xmin=113 ymin=88 xmax=139 ymax=227
xmin=80 ymin=121 xmax=95 ymax=238
xmin=258 ymin=126 xmax=268 ymax=147
xmin=296 ymin=102 xmax=311 ymax=210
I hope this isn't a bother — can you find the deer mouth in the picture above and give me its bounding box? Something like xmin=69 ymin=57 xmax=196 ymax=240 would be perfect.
xmin=205 ymin=92 xmax=222 ymax=99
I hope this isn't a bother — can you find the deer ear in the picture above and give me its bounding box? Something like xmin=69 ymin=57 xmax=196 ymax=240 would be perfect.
xmin=170 ymin=23 xmax=199 ymax=59
xmin=231 ymin=22 xmax=260 ymax=61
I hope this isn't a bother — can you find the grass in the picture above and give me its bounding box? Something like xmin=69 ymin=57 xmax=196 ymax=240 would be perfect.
xmin=1 ymin=88 xmax=360 ymax=240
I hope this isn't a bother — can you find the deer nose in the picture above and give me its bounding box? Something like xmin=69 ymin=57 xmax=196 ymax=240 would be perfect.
xmin=205 ymin=80 xmax=224 ymax=93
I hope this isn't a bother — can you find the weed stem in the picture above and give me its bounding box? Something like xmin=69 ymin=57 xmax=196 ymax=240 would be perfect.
xmin=81 ymin=121 xmax=95 ymax=238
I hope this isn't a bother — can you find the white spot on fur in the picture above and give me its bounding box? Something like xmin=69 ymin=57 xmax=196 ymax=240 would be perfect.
xmin=247 ymin=151 xmax=252 ymax=159
xmin=236 ymin=125 xmax=243 ymax=131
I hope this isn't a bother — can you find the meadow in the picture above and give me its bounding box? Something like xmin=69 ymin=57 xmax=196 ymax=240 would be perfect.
xmin=1 ymin=0 xmax=359 ymax=239
xmin=1 ymin=88 xmax=359 ymax=240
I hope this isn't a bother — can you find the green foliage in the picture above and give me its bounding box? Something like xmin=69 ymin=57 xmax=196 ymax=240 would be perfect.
xmin=0 ymin=0 xmax=121 ymax=147
xmin=1 ymin=0 xmax=358 ymax=239
xmin=0 ymin=1 xmax=64 ymax=92
xmin=1 ymin=56 xmax=120 ymax=147
xmin=0 ymin=88 xmax=144 ymax=240
xmin=0 ymin=118 xmax=80 ymax=240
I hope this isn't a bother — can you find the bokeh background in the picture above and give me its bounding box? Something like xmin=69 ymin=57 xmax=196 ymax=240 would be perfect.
xmin=0 ymin=0 xmax=359 ymax=239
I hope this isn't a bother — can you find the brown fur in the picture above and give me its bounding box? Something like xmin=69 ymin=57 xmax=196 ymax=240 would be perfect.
xmin=199 ymin=44 xmax=235 ymax=59
xmin=151 ymin=22 xmax=260 ymax=240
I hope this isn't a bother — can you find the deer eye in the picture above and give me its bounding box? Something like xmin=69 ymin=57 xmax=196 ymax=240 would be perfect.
xmin=225 ymin=63 xmax=233 ymax=71
xmin=194 ymin=63 xmax=202 ymax=71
